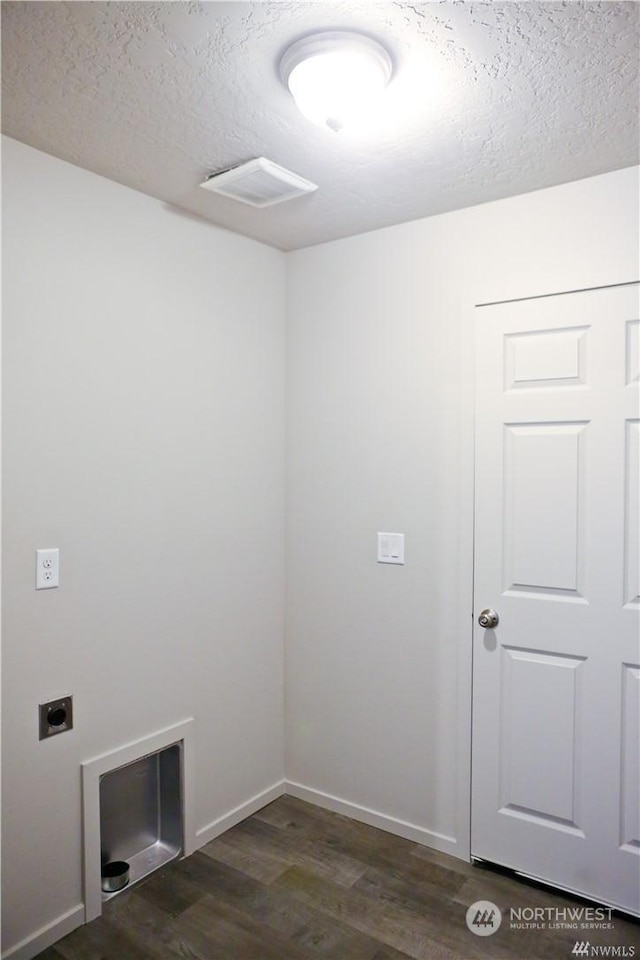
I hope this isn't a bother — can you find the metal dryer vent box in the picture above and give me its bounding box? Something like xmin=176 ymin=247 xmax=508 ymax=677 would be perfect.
xmin=99 ymin=744 xmax=183 ymax=896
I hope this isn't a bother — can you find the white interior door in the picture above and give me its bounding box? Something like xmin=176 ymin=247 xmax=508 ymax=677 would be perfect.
xmin=472 ymin=283 xmax=640 ymax=915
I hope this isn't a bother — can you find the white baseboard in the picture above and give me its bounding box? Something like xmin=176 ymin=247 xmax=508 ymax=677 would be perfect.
xmin=2 ymin=904 xmax=84 ymax=960
xmin=285 ymin=780 xmax=463 ymax=860
xmin=195 ymin=779 xmax=286 ymax=848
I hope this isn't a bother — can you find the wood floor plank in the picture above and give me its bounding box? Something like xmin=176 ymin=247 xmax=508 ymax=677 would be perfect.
xmin=54 ymin=912 xmax=178 ymax=960
xmin=200 ymin=834 xmax=291 ymax=884
xmin=222 ymin=815 xmax=369 ymax=888
xmin=274 ymin=865 xmax=463 ymax=960
xmin=409 ymin=843 xmax=477 ymax=878
xmin=255 ymin=797 xmax=467 ymax=899
xmin=165 ymin=892 xmax=316 ymax=960
xmin=132 ymin=863 xmax=209 ymax=918
xmin=175 ymin=841 xmax=397 ymax=959
xmin=257 ymin=797 xmax=420 ymax=862
xmin=171 ymin=848 xmax=263 ymax=896
xmin=49 ymin=930 xmax=106 ymax=960
xmin=368 ymin=949 xmax=421 ymax=960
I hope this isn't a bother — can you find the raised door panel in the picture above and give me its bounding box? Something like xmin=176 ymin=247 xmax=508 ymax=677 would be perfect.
xmin=503 ymin=423 xmax=587 ymax=598
xmin=620 ymin=665 xmax=640 ymax=853
xmin=626 ymin=320 xmax=640 ymax=386
xmin=625 ymin=421 xmax=640 ymax=608
xmin=505 ymin=327 xmax=589 ymax=391
xmin=499 ymin=647 xmax=584 ymax=832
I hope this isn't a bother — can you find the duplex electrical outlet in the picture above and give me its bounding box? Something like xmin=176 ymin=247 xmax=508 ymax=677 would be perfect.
xmin=36 ymin=548 xmax=59 ymax=589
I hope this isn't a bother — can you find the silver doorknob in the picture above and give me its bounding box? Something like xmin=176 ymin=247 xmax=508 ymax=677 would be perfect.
xmin=478 ymin=608 xmax=499 ymax=628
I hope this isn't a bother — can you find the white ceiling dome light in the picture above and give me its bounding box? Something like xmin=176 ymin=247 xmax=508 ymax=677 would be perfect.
xmin=280 ymin=31 xmax=393 ymax=133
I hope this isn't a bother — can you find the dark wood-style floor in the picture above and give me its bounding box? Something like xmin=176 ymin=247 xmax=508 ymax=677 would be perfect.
xmin=36 ymin=795 xmax=639 ymax=960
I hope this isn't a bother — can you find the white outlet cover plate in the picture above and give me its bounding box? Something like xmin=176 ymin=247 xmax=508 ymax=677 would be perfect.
xmin=36 ymin=548 xmax=60 ymax=589
xmin=377 ymin=532 xmax=405 ymax=565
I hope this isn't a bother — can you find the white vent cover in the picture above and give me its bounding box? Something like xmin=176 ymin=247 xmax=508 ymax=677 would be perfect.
xmin=200 ymin=157 xmax=318 ymax=207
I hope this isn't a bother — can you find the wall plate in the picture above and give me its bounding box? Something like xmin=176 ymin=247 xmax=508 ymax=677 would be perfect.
xmin=39 ymin=696 xmax=73 ymax=739
xmin=377 ymin=532 xmax=405 ymax=564
xmin=36 ymin=548 xmax=60 ymax=589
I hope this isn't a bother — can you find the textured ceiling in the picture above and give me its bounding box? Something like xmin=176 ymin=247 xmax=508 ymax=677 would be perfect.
xmin=2 ymin=1 xmax=638 ymax=250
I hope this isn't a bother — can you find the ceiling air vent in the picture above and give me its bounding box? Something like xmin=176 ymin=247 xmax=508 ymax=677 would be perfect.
xmin=200 ymin=157 xmax=318 ymax=208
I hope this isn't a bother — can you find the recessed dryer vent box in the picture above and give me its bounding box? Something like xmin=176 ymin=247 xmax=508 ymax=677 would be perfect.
xmin=99 ymin=744 xmax=182 ymax=897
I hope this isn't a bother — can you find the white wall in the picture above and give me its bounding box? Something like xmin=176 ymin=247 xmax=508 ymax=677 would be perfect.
xmin=3 ymin=135 xmax=638 ymax=957
xmin=1 ymin=137 xmax=286 ymax=955
xmin=285 ymin=166 xmax=639 ymax=853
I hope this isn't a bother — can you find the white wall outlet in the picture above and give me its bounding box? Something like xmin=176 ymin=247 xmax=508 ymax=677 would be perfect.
xmin=36 ymin=548 xmax=60 ymax=589
xmin=377 ymin=532 xmax=405 ymax=565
